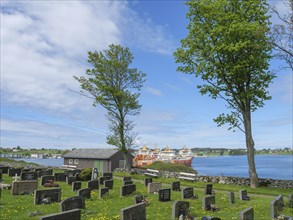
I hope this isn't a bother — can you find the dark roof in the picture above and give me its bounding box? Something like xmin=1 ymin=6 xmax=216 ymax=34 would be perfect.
xmin=63 ymin=148 xmax=119 ymax=159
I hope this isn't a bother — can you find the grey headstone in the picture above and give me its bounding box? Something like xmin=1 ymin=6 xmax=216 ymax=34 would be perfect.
xmin=11 ymin=180 xmax=38 ymax=195
xmin=38 ymin=169 xmax=53 ymax=177
xmin=123 ymin=176 xmax=132 ymax=182
xmin=34 ymin=188 xmax=61 ymax=205
xmin=124 ymin=180 xmax=133 ymax=185
xmin=228 ymin=192 xmax=235 ymax=204
xmin=144 ymin=178 xmax=152 ymax=187
xmin=270 ymin=195 xmax=285 ymax=219
xmin=91 ymin=168 xmax=98 ymax=181
xmin=8 ymin=168 xmax=22 ymax=177
xmin=171 ymin=181 xmax=181 ymax=191
xmin=159 ymin=188 xmax=171 ymax=202
xmin=72 ymin=181 xmax=82 ymax=192
xmin=87 ymin=180 xmax=99 ymax=190
xmin=203 ymin=195 xmax=215 ymax=210
xmin=66 ymin=176 xmax=77 ymax=185
xmin=40 ymin=209 xmax=81 ymax=220
xmin=60 ymin=196 xmax=85 ymax=212
xmin=0 ymin=170 xmax=2 ymax=182
xmin=134 ymin=194 xmax=144 ymax=204
xmin=104 ymin=179 xmax=114 ymax=189
xmin=54 ymin=173 xmax=67 ymax=182
xmin=77 ymin=188 xmax=91 ymax=199
xmin=99 ymin=187 xmax=109 ymax=198
xmin=288 ymin=194 xmax=293 ymax=208
xmin=239 ymin=189 xmax=250 ymax=201
xmin=99 ymin=176 xmax=110 ymax=185
xmin=147 ymin=182 xmax=162 ymax=194
xmin=205 ymin=184 xmax=213 ymax=195
xmin=121 ymin=184 xmax=136 ymax=197
xmin=103 ymin=172 xmax=113 ymax=179
xmin=239 ymin=207 xmax=254 ymax=220
xmin=182 ymin=187 xmax=197 ymax=199
xmin=172 ymin=201 xmax=189 ymax=219
xmin=120 ymin=203 xmax=146 ymax=220
xmin=40 ymin=175 xmax=55 ymax=186
xmin=21 ymin=171 xmax=38 ymax=181
xmin=0 ymin=166 xmax=11 ymax=174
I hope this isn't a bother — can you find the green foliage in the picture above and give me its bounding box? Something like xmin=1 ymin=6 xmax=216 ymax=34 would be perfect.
xmin=74 ymin=44 xmax=146 ymax=156
xmin=79 ymin=167 xmax=92 ymax=181
xmin=145 ymin=161 xmax=197 ymax=174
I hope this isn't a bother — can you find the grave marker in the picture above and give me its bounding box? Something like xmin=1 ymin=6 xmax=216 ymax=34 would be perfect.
xmin=239 ymin=207 xmax=254 ymax=220
xmin=147 ymin=182 xmax=162 ymax=194
xmin=40 ymin=175 xmax=55 ymax=186
xmin=134 ymin=194 xmax=144 ymax=204
xmin=72 ymin=181 xmax=82 ymax=192
xmin=124 ymin=180 xmax=133 ymax=185
xmin=21 ymin=171 xmax=38 ymax=181
xmin=203 ymin=195 xmax=215 ymax=211
xmin=171 ymin=181 xmax=181 ymax=191
xmin=66 ymin=176 xmax=77 ymax=185
xmin=91 ymin=168 xmax=98 ymax=181
xmin=103 ymin=172 xmax=113 ymax=179
xmin=40 ymin=209 xmax=81 ymax=220
xmin=99 ymin=176 xmax=110 ymax=185
xmin=144 ymin=178 xmax=152 ymax=187
xmin=228 ymin=192 xmax=235 ymax=204
xmin=120 ymin=203 xmax=146 ymax=220
xmin=87 ymin=180 xmax=99 ymax=190
xmin=288 ymin=194 xmax=293 ymax=208
xmin=38 ymin=169 xmax=53 ymax=177
xmin=8 ymin=168 xmax=22 ymax=177
xmin=104 ymin=179 xmax=114 ymax=189
xmin=172 ymin=201 xmax=189 ymax=220
xmin=99 ymin=187 xmax=109 ymax=198
xmin=121 ymin=184 xmax=136 ymax=197
xmin=34 ymin=188 xmax=61 ymax=205
xmin=60 ymin=196 xmax=85 ymax=212
xmin=205 ymin=184 xmax=213 ymax=195
xmin=159 ymin=188 xmax=171 ymax=202
xmin=123 ymin=176 xmax=132 ymax=182
xmin=11 ymin=180 xmax=38 ymax=195
xmin=77 ymin=188 xmax=91 ymax=199
xmin=239 ymin=190 xmax=250 ymax=201
xmin=54 ymin=173 xmax=67 ymax=182
xmin=182 ymin=187 xmax=197 ymax=199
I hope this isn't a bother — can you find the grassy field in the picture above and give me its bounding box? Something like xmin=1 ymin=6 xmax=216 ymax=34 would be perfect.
xmin=0 ymin=171 xmax=292 ymax=220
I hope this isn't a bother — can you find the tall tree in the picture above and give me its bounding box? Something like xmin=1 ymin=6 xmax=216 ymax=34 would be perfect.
xmin=74 ymin=44 xmax=146 ymax=171
xmin=271 ymin=0 xmax=293 ymax=71
xmin=174 ymin=0 xmax=274 ymax=188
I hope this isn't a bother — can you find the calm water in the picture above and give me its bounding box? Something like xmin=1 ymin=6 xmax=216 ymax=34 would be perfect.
xmin=16 ymin=155 xmax=293 ymax=180
xmin=192 ymin=155 xmax=293 ymax=180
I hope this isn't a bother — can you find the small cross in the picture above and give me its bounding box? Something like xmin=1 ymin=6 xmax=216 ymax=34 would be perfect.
xmin=12 ymin=174 xmax=20 ymax=182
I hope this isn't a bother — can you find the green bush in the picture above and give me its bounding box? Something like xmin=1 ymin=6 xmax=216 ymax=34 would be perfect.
xmin=80 ymin=167 xmax=92 ymax=181
xmin=145 ymin=161 xmax=197 ymax=174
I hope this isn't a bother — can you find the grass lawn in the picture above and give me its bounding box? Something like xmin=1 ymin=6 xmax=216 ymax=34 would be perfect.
xmin=0 ymin=171 xmax=292 ymax=220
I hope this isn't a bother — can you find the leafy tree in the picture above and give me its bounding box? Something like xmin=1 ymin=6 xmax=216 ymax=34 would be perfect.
xmin=174 ymin=0 xmax=274 ymax=188
xmin=74 ymin=44 xmax=146 ymax=171
xmin=271 ymin=0 xmax=293 ymax=71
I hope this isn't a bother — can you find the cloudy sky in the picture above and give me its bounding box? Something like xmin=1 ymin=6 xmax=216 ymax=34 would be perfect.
xmin=1 ymin=0 xmax=292 ymax=150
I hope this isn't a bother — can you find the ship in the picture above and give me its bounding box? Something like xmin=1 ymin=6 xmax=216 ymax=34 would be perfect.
xmin=133 ymin=146 xmax=194 ymax=167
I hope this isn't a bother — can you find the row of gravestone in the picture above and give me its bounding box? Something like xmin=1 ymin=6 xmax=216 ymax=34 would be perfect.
xmin=270 ymin=194 xmax=293 ymax=220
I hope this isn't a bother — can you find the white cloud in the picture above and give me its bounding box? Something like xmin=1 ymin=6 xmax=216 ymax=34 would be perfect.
xmin=145 ymin=87 xmax=163 ymax=96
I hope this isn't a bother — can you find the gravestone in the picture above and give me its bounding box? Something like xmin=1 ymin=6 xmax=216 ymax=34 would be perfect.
xmin=124 ymin=180 xmax=133 ymax=185
xmin=288 ymin=194 xmax=293 ymax=208
xmin=123 ymin=176 xmax=132 ymax=182
xmin=21 ymin=171 xmax=38 ymax=181
xmin=203 ymin=195 xmax=215 ymax=211
xmin=134 ymin=194 xmax=144 ymax=204
xmin=72 ymin=181 xmax=82 ymax=192
xmin=40 ymin=175 xmax=55 ymax=186
xmin=205 ymin=184 xmax=213 ymax=195
xmin=0 ymin=166 xmax=11 ymax=174
xmin=54 ymin=173 xmax=67 ymax=182
xmin=40 ymin=209 xmax=81 ymax=220
xmin=60 ymin=196 xmax=85 ymax=212
xmin=91 ymin=168 xmax=98 ymax=181
xmin=8 ymin=168 xmax=22 ymax=177
xmin=104 ymin=179 xmax=114 ymax=189
xmin=34 ymin=188 xmax=61 ymax=205
xmin=182 ymin=187 xmax=197 ymax=199
xmin=228 ymin=192 xmax=235 ymax=204
xmin=38 ymin=169 xmax=53 ymax=177
xmin=171 ymin=181 xmax=181 ymax=191
xmin=172 ymin=201 xmax=190 ymax=219
xmin=87 ymin=180 xmax=99 ymax=190
xmin=64 ymin=170 xmax=75 ymax=177
xmin=77 ymin=188 xmax=91 ymax=199
xmin=99 ymin=187 xmax=109 ymax=198
xmin=99 ymin=176 xmax=111 ymax=185
xmin=12 ymin=173 xmax=21 ymax=182
xmin=67 ymin=176 xmax=77 ymax=185
xmin=11 ymin=180 xmax=38 ymax=195
xmin=239 ymin=207 xmax=254 ymax=220
xmin=120 ymin=203 xmax=146 ymax=220
xmin=239 ymin=190 xmax=250 ymax=201
xmin=144 ymin=178 xmax=153 ymax=187
xmin=121 ymin=184 xmax=136 ymax=197
xmin=270 ymin=195 xmax=285 ymax=219
xmin=147 ymin=182 xmax=162 ymax=194
xmin=103 ymin=172 xmax=113 ymax=179
xmin=0 ymin=170 xmax=2 ymax=182
xmin=159 ymin=188 xmax=171 ymax=202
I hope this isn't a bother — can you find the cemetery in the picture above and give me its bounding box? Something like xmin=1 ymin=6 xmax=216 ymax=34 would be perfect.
xmin=0 ymin=166 xmax=292 ymax=219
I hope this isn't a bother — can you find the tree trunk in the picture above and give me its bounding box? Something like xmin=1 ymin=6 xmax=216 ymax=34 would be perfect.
xmin=123 ymin=151 xmax=131 ymax=173
xmin=243 ymin=110 xmax=259 ymax=188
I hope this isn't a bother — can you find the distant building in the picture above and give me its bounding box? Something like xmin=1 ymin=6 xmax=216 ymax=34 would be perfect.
xmin=62 ymin=148 xmax=133 ymax=172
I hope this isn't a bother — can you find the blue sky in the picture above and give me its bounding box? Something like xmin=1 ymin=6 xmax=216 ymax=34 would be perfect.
xmin=1 ymin=0 xmax=292 ymax=150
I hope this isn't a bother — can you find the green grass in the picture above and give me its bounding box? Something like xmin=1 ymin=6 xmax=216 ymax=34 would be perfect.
xmin=0 ymin=171 xmax=292 ymax=220
xmin=144 ymin=161 xmax=196 ymax=173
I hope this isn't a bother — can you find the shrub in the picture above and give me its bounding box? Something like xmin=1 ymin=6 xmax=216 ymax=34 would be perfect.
xmin=145 ymin=161 xmax=197 ymax=174
xmin=80 ymin=167 xmax=92 ymax=181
